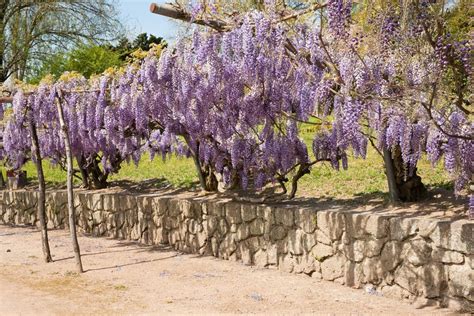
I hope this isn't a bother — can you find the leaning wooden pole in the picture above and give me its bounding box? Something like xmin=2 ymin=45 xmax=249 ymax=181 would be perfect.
xmin=149 ymin=3 xmax=227 ymax=31
xmin=29 ymin=118 xmax=53 ymax=263
xmin=55 ymin=90 xmax=83 ymax=273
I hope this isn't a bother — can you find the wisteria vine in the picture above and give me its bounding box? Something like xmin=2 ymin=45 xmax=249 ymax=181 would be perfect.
xmin=1 ymin=0 xmax=472 ymax=208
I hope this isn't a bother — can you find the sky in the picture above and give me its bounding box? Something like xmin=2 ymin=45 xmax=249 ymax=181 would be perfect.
xmin=118 ymin=0 xmax=183 ymax=43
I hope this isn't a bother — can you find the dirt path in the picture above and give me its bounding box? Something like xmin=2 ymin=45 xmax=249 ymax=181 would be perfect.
xmin=0 ymin=225 xmax=455 ymax=315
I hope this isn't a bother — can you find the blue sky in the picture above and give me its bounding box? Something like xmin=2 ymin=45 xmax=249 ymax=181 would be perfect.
xmin=118 ymin=0 xmax=182 ymax=43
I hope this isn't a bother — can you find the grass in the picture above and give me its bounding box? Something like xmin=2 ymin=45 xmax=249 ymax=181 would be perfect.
xmin=1 ymin=124 xmax=452 ymax=199
xmin=0 ymin=154 xmax=198 ymax=189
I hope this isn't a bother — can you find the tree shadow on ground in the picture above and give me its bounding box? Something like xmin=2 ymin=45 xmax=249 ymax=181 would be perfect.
xmin=52 ymin=239 xmax=181 ymax=271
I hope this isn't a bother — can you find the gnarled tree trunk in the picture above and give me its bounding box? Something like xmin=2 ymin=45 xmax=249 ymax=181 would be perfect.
xmin=76 ymin=154 xmax=108 ymax=189
xmin=384 ymin=146 xmax=426 ymax=203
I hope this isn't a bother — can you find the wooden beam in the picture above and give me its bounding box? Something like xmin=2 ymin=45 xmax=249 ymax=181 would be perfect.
xmin=0 ymin=96 xmax=13 ymax=103
xmin=149 ymin=3 xmax=227 ymax=31
xmin=149 ymin=2 xmax=327 ymax=30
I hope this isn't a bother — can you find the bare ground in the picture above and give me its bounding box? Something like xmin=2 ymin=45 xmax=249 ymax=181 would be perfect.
xmin=0 ymin=225 xmax=458 ymax=315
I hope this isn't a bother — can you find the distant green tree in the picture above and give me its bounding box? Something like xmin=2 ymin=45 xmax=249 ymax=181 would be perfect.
xmin=29 ymin=44 xmax=122 ymax=83
xmin=29 ymin=33 xmax=166 ymax=83
xmin=111 ymin=33 xmax=166 ymax=61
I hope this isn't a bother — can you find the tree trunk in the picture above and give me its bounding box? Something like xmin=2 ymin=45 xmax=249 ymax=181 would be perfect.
xmin=29 ymin=119 xmax=52 ymax=263
xmin=88 ymin=155 xmax=108 ymax=189
xmin=0 ymin=0 xmax=9 ymax=85
xmin=289 ymin=163 xmax=310 ymax=199
xmin=184 ymin=138 xmax=217 ymax=192
xmin=385 ymin=146 xmax=426 ymax=202
xmin=76 ymin=155 xmax=90 ymax=189
xmin=383 ymin=147 xmax=400 ymax=204
xmin=191 ymin=142 xmax=207 ymax=190
xmin=55 ymin=92 xmax=83 ymax=273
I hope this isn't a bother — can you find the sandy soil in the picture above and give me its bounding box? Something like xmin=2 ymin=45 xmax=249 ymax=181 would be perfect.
xmin=0 ymin=225 xmax=457 ymax=315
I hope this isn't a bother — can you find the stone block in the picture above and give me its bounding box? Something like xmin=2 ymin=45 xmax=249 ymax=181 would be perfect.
xmin=278 ymin=254 xmax=295 ymax=273
xmin=206 ymin=216 xmax=218 ymax=235
xmin=315 ymin=230 xmax=332 ymax=245
xmin=344 ymin=261 xmax=364 ymax=288
xmin=287 ymin=229 xmax=304 ymax=255
xmin=365 ymin=215 xmax=389 ymax=239
xmin=84 ymin=193 xmax=103 ymax=211
xmin=364 ymin=238 xmax=386 ymax=257
xmin=256 ymin=205 xmax=274 ymax=224
xmin=274 ymin=207 xmax=294 ymax=227
xmin=267 ymin=244 xmax=278 ymax=265
xmin=236 ymin=223 xmax=250 ymax=241
xmin=394 ymin=262 xmax=445 ymax=298
xmin=218 ymin=218 xmax=229 ymax=235
xmin=389 ymin=218 xmax=418 ymax=241
xmin=241 ymin=205 xmax=257 ymax=222
xmin=296 ymin=208 xmax=317 ymax=233
xmin=321 ymin=253 xmax=344 ymax=281
xmin=312 ymin=243 xmax=333 ymax=261
xmin=393 ymin=263 xmax=420 ymax=295
xmin=136 ymin=196 xmax=152 ymax=214
xmin=270 ymin=225 xmax=287 ymax=241
xmin=431 ymin=221 xmax=473 ymax=255
xmin=152 ymin=197 xmax=169 ymax=216
xmin=448 ymin=263 xmax=474 ymax=301
xmin=249 ymin=218 xmax=264 ymax=236
xmin=381 ymin=241 xmax=402 ymax=271
xmin=317 ymin=211 xmax=344 ymax=241
xmin=468 ymin=255 xmax=474 ymax=269
xmin=240 ymin=238 xmax=258 ymax=265
xmin=179 ymin=200 xmax=195 ymax=218
xmin=343 ymin=240 xmax=365 ymax=262
xmin=302 ymin=232 xmax=317 ymax=253
xmin=402 ymin=237 xmax=432 ymax=266
xmin=187 ymin=219 xmax=200 ymax=234
xmin=362 ymin=257 xmax=384 ymax=284
xmin=226 ymin=202 xmax=242 ymax=224
xmin=211 ymin=237 xmax=219 ymax=257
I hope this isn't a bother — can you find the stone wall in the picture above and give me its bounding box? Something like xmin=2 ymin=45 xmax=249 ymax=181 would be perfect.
xmin=0 ymin=190 xmax=472 ymax=311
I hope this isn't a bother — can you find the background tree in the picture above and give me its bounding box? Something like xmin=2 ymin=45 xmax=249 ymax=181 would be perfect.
xmin=30 ymin=44 xmax=123 ymax=83
xmin=30 ymin=33 xmax=167 ymax=83
xmin=111 ymin=33 xmax=167 ymax=62
xmin=0 ymin=0 xmax=123 ymax=83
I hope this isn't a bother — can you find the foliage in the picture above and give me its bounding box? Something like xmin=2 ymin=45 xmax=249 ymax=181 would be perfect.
xmin=109 ymin=33 xmax=167 ymax=62
xmin=29 ymin=44 xmax=123 ymax=84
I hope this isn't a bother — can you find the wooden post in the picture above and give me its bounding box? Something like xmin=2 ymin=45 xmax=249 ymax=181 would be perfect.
xmin=29 ymin=118 xmax=52 ymax=263
xmin=55 ymin=90 xmax=83 ymax=273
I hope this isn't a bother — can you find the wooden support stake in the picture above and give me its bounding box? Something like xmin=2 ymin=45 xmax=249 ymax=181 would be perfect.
xmin=29 ymin=118 xmax=53 ymax=263
xmin=55 ymin=90 xmax=83 ymax=273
